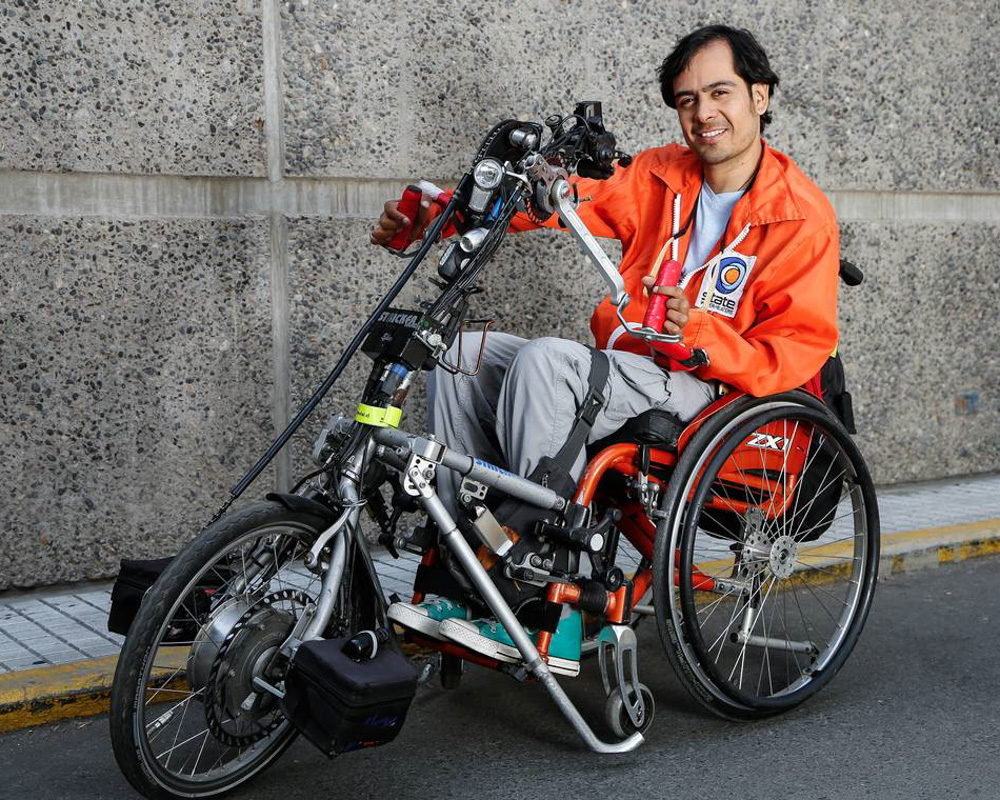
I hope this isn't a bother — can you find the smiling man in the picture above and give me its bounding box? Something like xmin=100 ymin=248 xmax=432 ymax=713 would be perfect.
xmin=372 ymin=25 xmax=841 ymax=670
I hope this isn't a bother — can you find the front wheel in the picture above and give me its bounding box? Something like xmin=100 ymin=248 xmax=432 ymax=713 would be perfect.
xmin=110 ymin=501 xmax=338 ymax=799
xmin=653 ymin=395 xmax=880 ymax=720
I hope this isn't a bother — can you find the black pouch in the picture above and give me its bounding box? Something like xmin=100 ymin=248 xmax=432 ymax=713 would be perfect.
xmin=821 ymin=353 xmax=856 ymax=434
xmin=280 ymin=637 xmax=418 ymax=756
xmin=108 ymin=557 xmax=173 ymax=636
xmin=108 ymin=557 xmax=226 ymax=640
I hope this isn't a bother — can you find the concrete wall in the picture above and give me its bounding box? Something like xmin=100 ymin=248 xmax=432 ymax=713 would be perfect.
xmin=2 ymin=0 xmax=998 ymax=589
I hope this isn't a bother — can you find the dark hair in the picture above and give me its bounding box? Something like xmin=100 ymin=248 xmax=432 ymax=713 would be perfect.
xmin=657 ymin=25 xmax=780 ymax=133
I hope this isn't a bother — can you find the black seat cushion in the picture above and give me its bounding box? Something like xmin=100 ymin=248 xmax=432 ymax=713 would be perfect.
xmin=586 ymin=408 xmax=683 ymax=460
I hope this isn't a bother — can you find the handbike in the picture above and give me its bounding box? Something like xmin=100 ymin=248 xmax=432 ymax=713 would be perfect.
xmin=109 ymin=103 xmax=880 ymax=798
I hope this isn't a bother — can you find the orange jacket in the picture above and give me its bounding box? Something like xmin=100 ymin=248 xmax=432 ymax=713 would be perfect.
xmin=509 ymin=141 xmax=840 ymax=397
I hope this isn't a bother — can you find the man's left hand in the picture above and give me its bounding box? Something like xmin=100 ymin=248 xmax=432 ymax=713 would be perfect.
xmin=640 ymin=276 xmax=690 ymax=335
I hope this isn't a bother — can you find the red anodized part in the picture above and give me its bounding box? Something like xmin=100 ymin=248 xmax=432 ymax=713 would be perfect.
xmin=642 ymin=258 xmax=683 ymax=333
xmin=386 ymin=184 xmax=424 ymax=252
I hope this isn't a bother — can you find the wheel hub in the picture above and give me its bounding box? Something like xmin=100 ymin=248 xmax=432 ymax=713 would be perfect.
xmin=768 ymin=535 xmax=798 ymax=579
xmin=215 ymin=605 xmax=294 ymax=717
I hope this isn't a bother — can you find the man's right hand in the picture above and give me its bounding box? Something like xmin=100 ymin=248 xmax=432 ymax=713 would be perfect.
xmin=370 ymin=197 xmax=432 ymax=248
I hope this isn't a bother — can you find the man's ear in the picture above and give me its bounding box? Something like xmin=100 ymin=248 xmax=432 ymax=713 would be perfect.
xmin=752 ymin=83 xmax=769 ymax=116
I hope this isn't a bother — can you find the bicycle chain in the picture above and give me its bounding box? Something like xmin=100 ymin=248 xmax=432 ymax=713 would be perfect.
xmin=204 ymin=589 xmax=312 ymax=748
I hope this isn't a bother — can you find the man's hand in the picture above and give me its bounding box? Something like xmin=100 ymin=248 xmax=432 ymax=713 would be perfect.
xmin=370 ymin=197 xmax=432 ymax=248
xmin=640 ymin=275 xmax=690 ymax=335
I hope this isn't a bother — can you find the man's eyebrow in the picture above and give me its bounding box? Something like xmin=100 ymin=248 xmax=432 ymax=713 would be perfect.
xmin=673 ymin=80 xmax=739 ymax=100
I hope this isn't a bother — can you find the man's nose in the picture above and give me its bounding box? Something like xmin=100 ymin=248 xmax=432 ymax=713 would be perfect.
xmin=694 ymin=98 xmax=717 ymax=124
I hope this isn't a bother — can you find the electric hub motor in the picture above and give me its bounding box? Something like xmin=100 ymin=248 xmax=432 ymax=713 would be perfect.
xmin=186 ymin=590 xmax=310 ymax=746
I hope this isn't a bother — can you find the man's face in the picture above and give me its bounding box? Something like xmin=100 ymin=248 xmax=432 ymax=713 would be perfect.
xmin=672 ymin=39 xmax=769 ymax=168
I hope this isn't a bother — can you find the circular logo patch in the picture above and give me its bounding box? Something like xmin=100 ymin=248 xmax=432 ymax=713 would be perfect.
xmin=716 ymin=256 xmax=747 ymax=294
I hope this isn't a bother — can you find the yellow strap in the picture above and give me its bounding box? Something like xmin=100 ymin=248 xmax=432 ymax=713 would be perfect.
xmin=355 ymin=403 xmax=402 ymax=428
xmin=831 ymin=343 xmax=839 ymax=357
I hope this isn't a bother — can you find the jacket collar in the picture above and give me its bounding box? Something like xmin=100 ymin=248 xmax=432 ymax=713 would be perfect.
xmin=650 ymin=139 xmax=805 ymax=227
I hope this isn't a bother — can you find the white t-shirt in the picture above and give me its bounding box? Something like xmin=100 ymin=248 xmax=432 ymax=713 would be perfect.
xmin=681 ymin=182 xmax=746 ymax=280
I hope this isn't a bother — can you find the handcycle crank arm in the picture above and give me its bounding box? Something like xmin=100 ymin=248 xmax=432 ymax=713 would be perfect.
xmin=404 ymin=462 xmax=643 ymax=754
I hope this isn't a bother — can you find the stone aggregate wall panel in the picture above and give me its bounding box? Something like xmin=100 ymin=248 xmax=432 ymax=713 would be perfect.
xmin=280 ymin=0 xmax=825 ymax=182
xmin=838 ymin=221 xmax=1000 ymax=484
xmin=281 ymin=0 xmax=997 ymax=192
xmin=0 ymin=215 xmax=275 ymax=589
xmin=820 ymin=0 xmax=999 ymax=192
xmin=0 ymin=0 xmax=267 ymax=176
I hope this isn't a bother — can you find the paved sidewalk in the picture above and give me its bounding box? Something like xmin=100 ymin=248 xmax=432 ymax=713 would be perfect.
xmin=1 ymin=471 xmax=998 ymax=731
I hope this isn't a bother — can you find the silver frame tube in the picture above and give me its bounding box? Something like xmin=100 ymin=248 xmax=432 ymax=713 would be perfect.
xmin=406 ymin=463 xmax=642 ymax=754
xmin=373 ymin=428 xmax=566 ymax=512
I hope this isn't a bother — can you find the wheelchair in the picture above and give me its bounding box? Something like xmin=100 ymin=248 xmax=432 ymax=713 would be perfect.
xmin=403 ymin=376 xmax=879 ymax=731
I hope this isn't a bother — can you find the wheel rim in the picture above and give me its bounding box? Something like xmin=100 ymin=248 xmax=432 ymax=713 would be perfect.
xmin=665 ymin=403 xmax=877 ymax=709
xmin=133 ymin=523 xmax=323 ymax=794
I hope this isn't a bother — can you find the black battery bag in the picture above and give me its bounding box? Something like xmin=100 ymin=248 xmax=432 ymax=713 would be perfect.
xmin=108 ymin=557 xmax=174 ymax=636
xmin=108 ymin=556 xmax=226 ymax=641
xmin=280 ymin=636 xmax=417 ymax=756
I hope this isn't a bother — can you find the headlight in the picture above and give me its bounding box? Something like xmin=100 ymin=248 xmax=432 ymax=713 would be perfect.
xmin=473 ymin=158 xmax=503 ymax=191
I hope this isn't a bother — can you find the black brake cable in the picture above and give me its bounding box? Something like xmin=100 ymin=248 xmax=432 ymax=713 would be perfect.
xmin=206 ymin=189 xmax=466 ymax=524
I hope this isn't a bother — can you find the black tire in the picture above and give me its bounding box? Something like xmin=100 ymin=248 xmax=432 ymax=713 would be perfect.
xmin=110 ymin=501 xmax=334 ymax=799
xmin=652 ymin=393 xmax=879 ymax=720
xmin=606 ymin=683 xmax=655 ymax=738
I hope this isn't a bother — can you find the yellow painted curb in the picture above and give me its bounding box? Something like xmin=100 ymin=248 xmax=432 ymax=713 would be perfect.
xmin=3 ymin=516 xmax=1000 ymax=733
xmin=881 ymin=516 xmax=1000 ymax=557
xmin=0 ymin=655 xmax=121 ymax=733
xmin=0 ymin=649 xmax=188 ymax=734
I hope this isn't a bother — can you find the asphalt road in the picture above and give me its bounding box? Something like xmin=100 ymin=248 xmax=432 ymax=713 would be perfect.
xmin=3 ymin=557 xmax=999 ymax=800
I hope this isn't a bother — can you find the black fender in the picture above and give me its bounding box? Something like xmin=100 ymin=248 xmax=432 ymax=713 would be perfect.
xmin=265 ymin=492 xmax=340 ymax=524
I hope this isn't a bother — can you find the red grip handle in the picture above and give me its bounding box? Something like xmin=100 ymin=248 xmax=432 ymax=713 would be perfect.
xmin=641 ymin=258 xmax=707 ymax=370
xmin=386 ymin=185 xmax=423 ymax=252
xmin=642 ymin=259 xmax=682 ymax=332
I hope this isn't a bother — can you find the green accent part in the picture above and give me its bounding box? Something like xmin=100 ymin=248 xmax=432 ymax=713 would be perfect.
xmin=473 ymin=609 xmax=583 ymax=661
xmin=415 ymin=598 xmax=470 ymax=623
xmin=355 ymin=403 xmax=402 ymax=428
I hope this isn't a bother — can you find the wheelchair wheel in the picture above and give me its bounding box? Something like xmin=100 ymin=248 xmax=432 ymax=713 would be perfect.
xmin=652 ymin=393 xmax=879 ymax=720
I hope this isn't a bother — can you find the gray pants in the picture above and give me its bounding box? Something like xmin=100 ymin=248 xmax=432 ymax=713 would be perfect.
xmin=427 ymin=332 xmax=716 ymax=514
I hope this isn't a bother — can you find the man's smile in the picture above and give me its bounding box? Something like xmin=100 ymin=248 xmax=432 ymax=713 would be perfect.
xmin=696 ymin=127 xmax=727 ymax=141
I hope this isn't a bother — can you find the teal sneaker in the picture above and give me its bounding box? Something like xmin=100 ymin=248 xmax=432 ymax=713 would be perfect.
xmin=439 ymin=607 xmax=582 ymax=676
xmin=387 ymin=597 xmax=471 ymax=640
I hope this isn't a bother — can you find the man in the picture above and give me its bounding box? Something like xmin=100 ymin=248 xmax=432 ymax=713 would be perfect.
xmin=370 ymin=25 xmax=840 ymax=675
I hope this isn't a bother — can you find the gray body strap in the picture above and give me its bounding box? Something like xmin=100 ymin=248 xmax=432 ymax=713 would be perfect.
xmin=552 ymin=347 xmax=610 ymax=472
